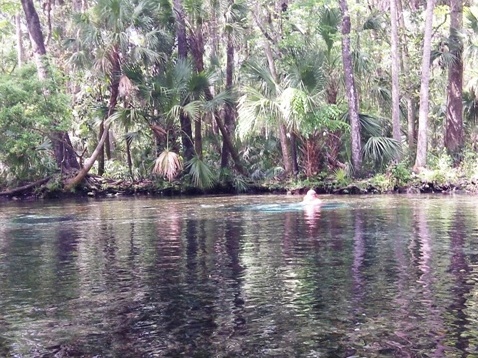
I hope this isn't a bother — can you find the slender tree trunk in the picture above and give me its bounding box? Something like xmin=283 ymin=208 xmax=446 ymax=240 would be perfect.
xmin=414 ymin=0 xmax=436 ymax=171
xmin=98 ymin=123 xmax=105 ymax=175
xmin=126 ymin=138 xmax=133 ymax=180
xmin=391 ymin=0 xmax=402 ymax=159
xmin=252 ymin=2 xmax=295 ymax=175
xmin=290 ymin=133 xmax=299 ymax=174
xmin=221 ymin=29 xmax=235 ymax=168
xmin=444 ymin=0 xmax=464 ymax=161
xmin=407 ymin=99 xmax=416 ymax=154
xmin=397 ymin=0 xmax=417 ymax=154
xmin=64 ymin=122 xmax=112 ymax=190
xmin=195 ymin=116 xmax=202 ymax=159
xmin=98 ymin=46 xmax=120 ymax=176
xmin=15 ymin=13 xmax=24 ymax=68
xmin=339 ymin=0 xmax=362 ymax=176
xmin=20 ymin=0 xmax=80 ymax=173
xmin=263 ymin=41 xmax=294 ymax=175
xmin=190 ymin=23 xmax=204 ymax=159
xmin=173 ymin=0 xmax=194 ymax=162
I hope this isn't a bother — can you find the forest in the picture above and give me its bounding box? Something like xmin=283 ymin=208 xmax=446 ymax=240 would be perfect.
xmin=0 ymin=0 xmax=478 ymax=198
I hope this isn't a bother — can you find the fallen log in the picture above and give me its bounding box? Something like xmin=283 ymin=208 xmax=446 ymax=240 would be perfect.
xmin=0 ymin=176 xmax=52 ymax=196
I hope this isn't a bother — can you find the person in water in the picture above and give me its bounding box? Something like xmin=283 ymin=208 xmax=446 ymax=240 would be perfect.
xmin=302 ymin=189 xmax=322 ymax=204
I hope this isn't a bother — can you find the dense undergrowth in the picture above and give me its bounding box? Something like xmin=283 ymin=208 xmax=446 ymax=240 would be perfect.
xmin=1 ymin=150 xmax=478 ymax=200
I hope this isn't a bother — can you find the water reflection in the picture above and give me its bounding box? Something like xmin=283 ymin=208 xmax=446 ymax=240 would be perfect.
xmin=0 ymin=196 xmax=478 ymax=357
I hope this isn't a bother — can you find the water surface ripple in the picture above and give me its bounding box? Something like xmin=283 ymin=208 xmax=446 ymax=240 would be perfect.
xmin=0 ymin=195 xmax=478 ymax=357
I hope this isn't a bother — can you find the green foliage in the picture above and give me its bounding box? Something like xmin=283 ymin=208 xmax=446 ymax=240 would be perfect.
xmin=370 ymin=173 xmax=394 ymax=192
xmin=219 ymin=168 xmax=249 ymax=193
xmin=333 ymin=168 xmax=350 ymax=187
xmin=390 ymin=162 xmax=412 ymax=186
xmin=0 ymin=65 xmax=71 ymax=184
xmin=299 ymin=103 xmax=347 ymax=137
xmin=185 ymin=155 xmax=216 ymax=189
xmin=461 ymin=151 xmax=478 ymax=181
xmin=362 ymin=136 xmax=402 ymax=170
xmin=419 ymin=151 xmax=459 ymax=185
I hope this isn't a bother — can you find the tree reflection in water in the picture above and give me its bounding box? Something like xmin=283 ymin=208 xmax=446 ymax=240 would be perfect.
xmin=0 ymin=196 xmax=478 ymax=356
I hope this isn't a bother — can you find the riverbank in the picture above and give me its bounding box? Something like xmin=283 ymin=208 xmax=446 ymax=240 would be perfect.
xmin=1 ymin=172 xmax=477 ymax=201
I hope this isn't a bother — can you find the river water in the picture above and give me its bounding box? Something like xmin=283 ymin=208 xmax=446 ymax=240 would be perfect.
xmin=0 ymin=194 xmax=478 ymax=357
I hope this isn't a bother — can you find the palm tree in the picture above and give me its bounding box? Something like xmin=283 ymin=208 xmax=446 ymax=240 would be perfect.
xmin=251 ymin=0 xmax=296 ymax=176
xmin=182 ymin=0 xmax=247 ymax=175
xmin=172 ymin=0 xmax=195 ymax=163
xmin=63 ymin=0 xmax=171 ymax=188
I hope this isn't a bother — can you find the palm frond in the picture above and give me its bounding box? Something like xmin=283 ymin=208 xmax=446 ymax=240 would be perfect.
xmin=203 ymin=89 xmax=234 ymax=113
xmin=465 ymin=8 xmax=478 ymax=34
xmin=318 ymin=6 xmax=340 ymax=54
xmin=152 ymin=149 xmax=182 ymax=181
xmin=124 ymin=131 xmax=141 ymax=147
xmin=363 ymin=14 xmax=383 ymax=31
xmin=243 ymin=60 xmax=279 ymax=96
xmin=182 ymin=101 xmax=203 ymax=120
xmin=362 ymin=136 xmax=402 ymax=168
xmin=359 ymin=113 xmax=384 ymax=137
xmin=236 ymin=88 xmax=284 ymax=139
xmin=108 ymin=107 xmax=145 ymax=130
xmin=185 ymin=155 xmax=215 ymax=189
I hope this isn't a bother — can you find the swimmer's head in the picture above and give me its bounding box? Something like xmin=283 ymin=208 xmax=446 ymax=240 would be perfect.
xmin=307 ymin=189 xmax=317 ymax=197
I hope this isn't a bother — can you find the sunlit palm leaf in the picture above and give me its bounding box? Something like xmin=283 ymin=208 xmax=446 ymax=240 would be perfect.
xmin=166 ymin=101 xmax=202 ymax=122
xmin=108 ymin=107 xmax=145 ymax=131
xmin=243 ymin=61 xmax=279 ymax=97
xmin=237 ymin=88 xmax=284 ymax=139
xmin=152 ymin=149 xmax=182 ymax=181
xmin=466 ymin=8 xmax=478 ymax=34
xmin=182 ymin=101 xmax=202 ymax=120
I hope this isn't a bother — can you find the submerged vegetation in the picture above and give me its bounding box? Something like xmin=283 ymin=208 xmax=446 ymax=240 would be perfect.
xmin=1 ymin=0 xmax=478 ymax=199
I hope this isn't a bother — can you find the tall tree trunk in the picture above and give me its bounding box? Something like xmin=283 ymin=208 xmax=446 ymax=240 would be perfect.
xmin=173 ymin=0 xmax=194 ymax=162
xmin=390 ymin=0 xmax=402 ymax=159
xmin=252 ymin=2 xmax=295 ymax=176
xmin=15 ymin=13 xmax=24 ymax=68
xmin=444 ymin=0 xmax=464 ymax=161
xmin=263 ymin=41 xmax=294 ymax=175
xmin=339 ymin=0 xmax=362 ymax=176
xmin=20 ymin=0 xmax=80 ymax=173
xmin=190 ymin=23 xmax=205 ymax=159
xmin=414 ymin=0 xmax=436 ymax=171
xmin=221 ymin=28 xmax=235 ymax=168
xmin=98 ymin=47 xmax=120 ymax=176
xmin=397 ymin=0 xmax=417 ymax=154
xmin=126 ymin=138 xmax=133 ymax=180
xmin=194 ymin=116 xmax=202 ymax=159
xmin=98 ymin=123 xmax=105 ymax=175
xmin=64 ymin=122 xmax=112 ymax=190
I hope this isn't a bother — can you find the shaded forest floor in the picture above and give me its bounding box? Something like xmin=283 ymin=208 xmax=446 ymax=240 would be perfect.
xmin=1 ymin=173 xmax=477 ymax=201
